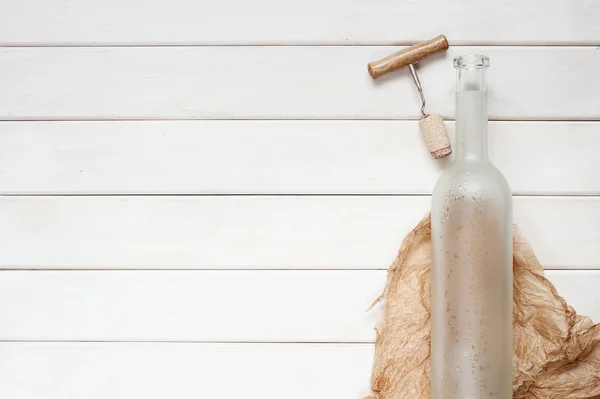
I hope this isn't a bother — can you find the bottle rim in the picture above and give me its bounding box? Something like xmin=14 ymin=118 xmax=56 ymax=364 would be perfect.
xmin=454 ymin=54 xmax=490 ymax=69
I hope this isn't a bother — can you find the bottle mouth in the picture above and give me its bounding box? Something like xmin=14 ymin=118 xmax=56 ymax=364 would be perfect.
xmin=454 ymin=54 xmax=490 ymax=69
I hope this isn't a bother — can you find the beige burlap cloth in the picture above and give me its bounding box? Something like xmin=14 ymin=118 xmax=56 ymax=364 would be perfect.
xmin=366 ymin=214 xmax=600 ymax=399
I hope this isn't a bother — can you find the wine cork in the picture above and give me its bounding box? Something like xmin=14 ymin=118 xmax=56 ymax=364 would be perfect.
xmin=419 ymin=114 xmax=452 ymax=159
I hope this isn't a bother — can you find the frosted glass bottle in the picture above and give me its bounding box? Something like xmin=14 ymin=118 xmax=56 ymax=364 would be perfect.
xmin=431 ymin=55 xmax=513 ymax=399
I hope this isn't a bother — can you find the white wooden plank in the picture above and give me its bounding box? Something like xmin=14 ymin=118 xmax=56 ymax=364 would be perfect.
xmin=549 ymin=271 xmax=600 ymax=320
xmin=0 ymin=343 xmax=374 ymax=399
xmin=0 ymin=121 xmax=597 ymax=195
xmin=0 ymin=270 xmax=595 ymax=341
xmin=0 ymin=0 xmax=598 ymax=45
xmin=1 ymin=47 xmax=599 ymax=120
xmin=0 ymin=270 xmax=384 ymax=341
xmin=0 ymin=196 xmax=597 ymax=270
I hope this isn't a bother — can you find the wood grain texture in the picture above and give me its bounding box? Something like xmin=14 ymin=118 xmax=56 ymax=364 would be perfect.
xmin=0 ymin=343 xmax=374 ymax=399
xmin=1 ymin=47 xmax=599 ymax=120
xmin=368 ymin=35 xmax=448 ymax=79
xmin=0 ymin=0 xmax=598 ymax=45
xmin=0 ymin=270 xmax=596 ymax=342
xmin=0 ymin=121 xmax=597 ymax=195
xmin=0 ymin=196 xmax=597 ymax=270
xmin=0 ymin=1 xmax=598 ymax=397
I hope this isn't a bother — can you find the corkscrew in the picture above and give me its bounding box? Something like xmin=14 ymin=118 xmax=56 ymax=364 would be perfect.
xmin=368 ymin=35 xmax=452 ymax=159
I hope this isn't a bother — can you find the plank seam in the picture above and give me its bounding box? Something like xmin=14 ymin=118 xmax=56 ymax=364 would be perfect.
xmin=0 ymin=43 xmax=599 ymax=48
xmin=2 ymin=118 xmax=600 ymax=122
xmin=1 ymin=194 xmax=599 ymax=197
xmin=0 ymin=268 xmax=594 ymax=272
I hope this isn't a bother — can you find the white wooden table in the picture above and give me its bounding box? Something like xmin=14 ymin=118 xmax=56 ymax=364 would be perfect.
xmin=0 ymin=1 xmax=598 ymax=397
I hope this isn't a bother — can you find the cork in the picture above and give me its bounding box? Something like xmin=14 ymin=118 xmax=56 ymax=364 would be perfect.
xmin=368 ymin=35 xmax=449 ymax=79
xmin=419 ymin=114 xmax=451 ymax=159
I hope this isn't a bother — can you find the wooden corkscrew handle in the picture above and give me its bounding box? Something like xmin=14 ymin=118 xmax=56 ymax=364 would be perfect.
xmin=368 ymin=35 xmax=449 ymax=79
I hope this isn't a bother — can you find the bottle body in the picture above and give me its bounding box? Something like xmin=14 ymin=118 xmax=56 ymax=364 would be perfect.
xmin=431 ymin=56 xmax=513 ymax=398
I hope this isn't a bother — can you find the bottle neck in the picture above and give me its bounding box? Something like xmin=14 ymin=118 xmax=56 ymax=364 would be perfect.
xmin=455 ymin=66 xmax=488 ymax=161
